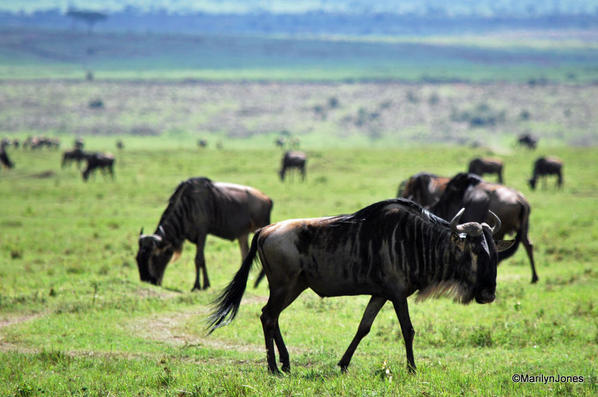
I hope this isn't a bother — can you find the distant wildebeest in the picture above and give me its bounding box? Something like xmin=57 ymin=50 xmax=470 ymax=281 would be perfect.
xmin=116 ymin=140 xmax=124 ymax=150
xmin=30 ymin=136 xmax=60 ymax=150
xmin=517 ymin=134 xmax=538 ymax=150
xmin=529 ymin=156 xmax=563 ymax=190
xmin=279 ymin=151 xmax=307 ymax=181
xmin=82 ymin=152 xmax=115 ymax=181
xmin=74 ymin=138 xmax=85 ymax=150
xmin=274 ymin=137 xmax=286 ymax=148
xmin=136 ymin=177 xmax=273 ymax=291
xmin=208 ymin=198 xmax=511 ymax=374
xmin=397 ymin=172 xmax=449 ymax=207
xmin=62 ymin=148 xmax=89 ymax=169
xmin=399 ymin=172 xmax=538 ymax=283
xmin=468 ymin=157 xmax=504 ymax=184
xmin=0 ymin=146 xmax=14 ymax=169
xmin=198 ymin=139 xmax=208 ymax=148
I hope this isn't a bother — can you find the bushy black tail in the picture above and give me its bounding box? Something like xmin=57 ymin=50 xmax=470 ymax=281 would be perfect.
xmin=207 ymin=230 xmax=261 ymax=333
xmin=497 ymin=206 xmax=524 ymax=262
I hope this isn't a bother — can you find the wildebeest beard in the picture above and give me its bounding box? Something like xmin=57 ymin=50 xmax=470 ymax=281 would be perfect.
xmin=415 ymin=223 xmax=497 ymax=305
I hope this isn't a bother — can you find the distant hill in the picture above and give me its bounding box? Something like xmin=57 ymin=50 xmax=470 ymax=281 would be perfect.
xmin=2 ymin=1 xmax=598 ymax=17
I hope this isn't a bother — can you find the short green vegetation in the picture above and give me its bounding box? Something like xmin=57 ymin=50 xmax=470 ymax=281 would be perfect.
xmin=0 ymin=140 xmax=596 ymax=396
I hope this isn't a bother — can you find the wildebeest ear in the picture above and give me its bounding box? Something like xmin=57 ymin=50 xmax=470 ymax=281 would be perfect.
xmin=139 ymin=227 xmax=144 ymax=236
xmin=495 ymin=239 xmax=515 ymax=253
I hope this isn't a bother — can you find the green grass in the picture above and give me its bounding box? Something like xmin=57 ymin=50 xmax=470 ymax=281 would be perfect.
xmin=0 ymin=141 xmax=597 ymax=396
xmin=1 ymin=28 xmax=597 ymax=82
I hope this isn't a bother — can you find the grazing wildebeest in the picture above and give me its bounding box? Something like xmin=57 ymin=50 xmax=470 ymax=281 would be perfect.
xmin=116 ymin=140 xmax=124 ymax=150
xmin=208 ymin=199 xmax=511 ymax=374
xmin=62 ymin=148 xmax=89 ymax=169
xmin=279 ymin=151 xmax=307 ymax=181
xmin=397 ymin=172 xmax=449 ymax=207
xmin=82 ymin=152 xmax=115 ymax=181
xmin=197 ymin=139 xmax=208 ymax=148
xmin=399 ymin=172 xmax=538 ymax=283
xmin=468 ymin=157 xmax=504 ymax=184
xmin=517 ymin=134 xmax=538 ymax=149
xmin=136 ymin=177 xmax=273 ymax=291
xmin=528 ymin=156 xmax=563 ymax=190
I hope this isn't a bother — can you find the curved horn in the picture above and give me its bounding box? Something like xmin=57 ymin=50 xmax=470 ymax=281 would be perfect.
xmin=158 ymin=225 xmax=165 ymax=237
xmin=449 ymin=208 xmax=466 ymax=233
xmin=487 ymin=210 xmax=501 ymax=236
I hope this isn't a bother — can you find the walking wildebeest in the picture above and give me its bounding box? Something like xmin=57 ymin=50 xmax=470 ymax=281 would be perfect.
xmin=399 ymin=172 xmax=538 ymax=283
xmin=468 ymin=157 xmax=504 ymax=184
xmin=62 ymin=148 xmax=89 ymax=169
xmin=208 ymin=198 xmax=512 ymax=374
xmin=279 ymin=151 xmax=307 ymax=181
xmin=517 ymin=134 xmax=538 ymax=149
xmin=136 ymin=177 xmax=273 ymax=291
xmin=528 ymin=156 xmax=563 ymax=190
xmin=82 ymin=152 xmax=115 ymax=181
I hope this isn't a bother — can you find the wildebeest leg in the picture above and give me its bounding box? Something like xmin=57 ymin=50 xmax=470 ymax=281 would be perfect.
xmin=300 ymin=165 xmax=306 ymax=181
xmin=557 ymin=172 xmax=563 ymax=188
xmin=391 ymin=298 xmax=416 ymax=373
xmin=522 ymin=230 xmax=538 ymax=283
xmin=338 ymin=296 xmax=386 ymax=372
xmin=498 ymin=170 xmax=503 ymax=184
xmin=192 ymin=234 xmax=208 ymax=291
xmin=261 ymin=283 xmax=306 ymax=374
xmin=253 ymin=270 xmax=266 ymax=288
xmin=238 ymin=234 xmax=249 ymax=259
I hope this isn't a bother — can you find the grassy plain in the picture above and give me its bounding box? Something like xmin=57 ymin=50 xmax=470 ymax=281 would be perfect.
xmin=0 ymin=141 xmax=597 ymax=396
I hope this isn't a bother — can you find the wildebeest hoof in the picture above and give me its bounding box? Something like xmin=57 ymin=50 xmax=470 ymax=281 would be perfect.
xmin=191 ymin=286 xmax=201 ymax=292
xmin=531 ymin=276 xmax=539 ymax=284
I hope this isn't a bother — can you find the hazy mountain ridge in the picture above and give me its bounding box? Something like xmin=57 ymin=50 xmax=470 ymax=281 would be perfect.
xmin=2 ymin=8 xmax=597 ymax=36
xmin=3 ymin=1 xmax=598 ymax=17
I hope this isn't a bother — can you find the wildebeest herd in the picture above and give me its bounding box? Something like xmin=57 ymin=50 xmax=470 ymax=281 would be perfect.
xmin=0 ymin=132 xmax=566 ymax=375
xmin=1 ymin=136 xmax=119 ymax=182
xmin=126 ymin=142 xmax=565 ymax=375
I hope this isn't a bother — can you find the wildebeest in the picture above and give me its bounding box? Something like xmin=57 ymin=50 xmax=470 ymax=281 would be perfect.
xmin=399 ymin=172 xmax=538 ymax=283
xmin=208 ymin=199 xmax=511 ymax=374
xmin=74 ymin=138 xmax=85 ymax=150
xmin=279 ymin=150 xmax=307 ymax=181
xmin=25 ymin=136 xmax=60 ymax=150
xmin=397 ymin=172 xmax=449 ymax=207
xmin=62 ymin=148 xmax=89 ymax=169
xmin=136 ymin=177 xmax=273 ymax=291
xmin=0 ymin=145 xmax=14 ymax=169
xmin=528 ymin=156 xmax=563 ymax=190
xmin=468 ymin=157 xmax=504 ymax=184
xmin=517 ymin=134 xmax=538 ymax=149
xmin=197 ymin=139 xmax=208 ymax=148
xmin=82 ymin=152 xmax=115 ymax=181
xmin=274 ymin=137 xmax=286 ymax=148
xmin=116 ymin=140 xmax=124 ymax=150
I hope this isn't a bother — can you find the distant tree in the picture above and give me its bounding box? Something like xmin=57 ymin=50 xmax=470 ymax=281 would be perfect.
xmin=66 ymin=8 xmax=107 ymax=34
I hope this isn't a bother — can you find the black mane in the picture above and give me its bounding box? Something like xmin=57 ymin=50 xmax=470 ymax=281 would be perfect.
xmin=343 ymin=198 xmax=450 ymax=227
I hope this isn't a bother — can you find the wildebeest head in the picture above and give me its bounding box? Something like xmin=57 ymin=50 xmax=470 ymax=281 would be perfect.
xmin=449 ymin=209 xmax=512 ymax=305
xmin=528 ymin=178 xmax=537 ymax=190
xmin=136 ymin=227 xmax=174 ymax=286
